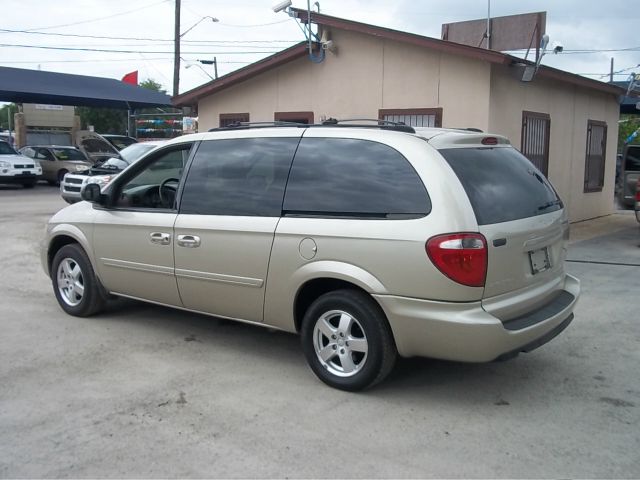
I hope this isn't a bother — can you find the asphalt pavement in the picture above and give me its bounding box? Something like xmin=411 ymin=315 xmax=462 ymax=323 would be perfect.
xmin=0 ymin=185 xmax=638 ymax=478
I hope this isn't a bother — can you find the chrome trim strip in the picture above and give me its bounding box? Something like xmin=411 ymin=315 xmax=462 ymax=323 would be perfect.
xmin=101 ymin=258 xmax=174 ymax=276
xmin=175 ymin=268 xmax=263 ymax=288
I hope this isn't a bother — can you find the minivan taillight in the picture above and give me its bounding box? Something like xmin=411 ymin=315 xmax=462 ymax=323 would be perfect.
xmin=635 ymin=179 xmax=640 ymax=202
xmin=426 ymin=233 xmax=487 ymax=287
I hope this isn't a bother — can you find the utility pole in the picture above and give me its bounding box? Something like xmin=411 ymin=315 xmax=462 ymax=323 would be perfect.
xmin=486 ymin=0 xmax=491 ymax=49
xmin=173 ymin=0 xmax=181 ymax=97
xmin=610 ymin=58 xmax=614 ymax=83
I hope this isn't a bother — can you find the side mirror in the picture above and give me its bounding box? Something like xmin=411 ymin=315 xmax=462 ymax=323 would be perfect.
xmin=81 ymin=183 xmax=104 ymax=204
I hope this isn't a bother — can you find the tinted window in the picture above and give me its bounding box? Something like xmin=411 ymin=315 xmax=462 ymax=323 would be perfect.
xmin=440 ymin=147 xmax=562 ymax=225
xmin=283 ymin=138 xmax=430 ymax=217
xmin=625 ymin=146 xmax=640 ymax=171
xmin=180 ymin=138 xmax=299 ymax=216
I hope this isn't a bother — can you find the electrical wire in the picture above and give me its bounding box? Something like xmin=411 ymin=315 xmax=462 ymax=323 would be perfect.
xmin=21 ymin=0 xmax=170 ymax=32
xmin=0 ymin=43 xmax=280 ymax=55
xmin=0 ymin=28 xmax=299 ymax=44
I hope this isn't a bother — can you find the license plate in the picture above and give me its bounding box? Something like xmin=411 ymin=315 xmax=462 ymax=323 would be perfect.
xmin=529 ymin=247 xmax=551 ymax=274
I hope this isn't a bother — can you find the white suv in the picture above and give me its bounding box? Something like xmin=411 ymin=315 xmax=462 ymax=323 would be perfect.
xmin=42 ymin=121 xmax=580 ymax=391
xmin=0 ymin=140 xmax=42 ymax=188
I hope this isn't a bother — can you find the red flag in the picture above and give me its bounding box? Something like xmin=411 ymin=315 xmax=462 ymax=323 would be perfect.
xmin=121 ymin=71 xmax=138 ymax=85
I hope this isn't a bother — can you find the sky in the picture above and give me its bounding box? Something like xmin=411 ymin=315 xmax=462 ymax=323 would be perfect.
xmin=0 ymin=0 xmax=638 ymax=96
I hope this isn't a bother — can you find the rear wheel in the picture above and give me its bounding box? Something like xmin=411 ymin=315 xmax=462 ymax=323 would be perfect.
xmin=51 ymin=244 xmax=106 ymax=317
xmin=301 ymin=289 xmax=397 ymax=391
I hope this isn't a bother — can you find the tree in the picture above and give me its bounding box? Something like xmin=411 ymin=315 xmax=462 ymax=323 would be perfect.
xmin=618 ymin=115 xmax=640 ymax=151
xmin=76 ymin=77 xmax=167 ymax=134
xmin=0 ymin=103 xmax=17 ymax=131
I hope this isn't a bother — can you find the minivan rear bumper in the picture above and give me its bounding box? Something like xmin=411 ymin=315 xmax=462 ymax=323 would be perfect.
xmin=373 ymin=274 xmax=580 ymax=362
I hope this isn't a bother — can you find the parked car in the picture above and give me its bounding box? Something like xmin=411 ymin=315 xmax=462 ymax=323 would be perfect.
xmin=42 ymin=122 xmax=580 ymax=391
xmin=617 ymin=144 xmax=640 ymax=208
xmin=20 ymin=145 xmax=92 ymax=185
xmin=101 ymin=134 xmax=138 ymax=151
xmin=0 ymin=140 xmax=41 ymax=188
xmin=60 ymin=141 xmax=165 ymax=203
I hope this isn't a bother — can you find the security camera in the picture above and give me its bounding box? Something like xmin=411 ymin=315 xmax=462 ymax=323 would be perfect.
xmin=322 ymin=40 xmax=335 ymax=52
xmin=272 ymin=0 xmax=292 ymax=13
xmin=553 ymin=42 xmax=564 ymax=54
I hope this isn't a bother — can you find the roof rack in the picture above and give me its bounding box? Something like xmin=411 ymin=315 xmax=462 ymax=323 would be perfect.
xmin=207 ymin=118 xmax=416 ymax=134
xmin=209 ymin=121 xmax=308 ymax=132
xmin=318 ymin=118 xmax=416 ymax=133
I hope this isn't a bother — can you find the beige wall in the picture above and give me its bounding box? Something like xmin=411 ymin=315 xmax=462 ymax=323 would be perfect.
xmin=198 ymin=29 xmax=492 ymax=131
xmin=489 ymin=65 xmax=619 ymax=222
xmin=196 ymin=28 xmax=619 ymax=222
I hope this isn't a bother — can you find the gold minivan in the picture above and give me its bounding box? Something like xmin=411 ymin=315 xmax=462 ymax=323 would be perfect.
xmin=42 ymin=122 xmax=580 ymax=391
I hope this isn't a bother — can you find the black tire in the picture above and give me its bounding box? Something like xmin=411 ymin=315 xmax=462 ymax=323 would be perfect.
xmin=57 ymin=169 xmax=68 ymax=185
xmin=22 ymin=182 xmax=35 ymax=188
xmin=300 ymin=289 xmax=397 ymax=391
xmin=51 ymin=244 xmax=106 ymax=317
xmin=47 ymin=180 xmax=57 ymax=186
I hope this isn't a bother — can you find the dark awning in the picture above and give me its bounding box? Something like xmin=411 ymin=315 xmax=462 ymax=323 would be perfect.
xmin=0 ymin=66 xmax=172 ymax=109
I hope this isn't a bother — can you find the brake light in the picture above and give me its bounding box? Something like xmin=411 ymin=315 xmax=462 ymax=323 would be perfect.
xmin=636 ymin=179 xmax=640 ymax=202
xmin=481 ymin=137 xmax=498 ymax=145
xmin=426 ymin=233 xmax=487 ymax=287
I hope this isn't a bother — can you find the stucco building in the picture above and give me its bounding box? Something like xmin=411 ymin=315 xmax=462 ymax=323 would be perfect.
xmin=173 ymin=9 xmax=623 ymax=222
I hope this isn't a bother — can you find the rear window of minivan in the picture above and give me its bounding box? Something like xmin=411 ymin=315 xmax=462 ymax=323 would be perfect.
xmin=439 ymin=146 xmax=562 ymax=225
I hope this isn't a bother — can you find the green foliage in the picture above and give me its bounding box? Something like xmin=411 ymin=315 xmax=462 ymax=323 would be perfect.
xmin=76 ymin=106 xmax=127 ymax=134
xmin=139 ymin=78 xmax=164 ymax=93
xmin=0 ymin=103 xmax=17 ymax=130
xmin=618 ymin=115 xmax=640 ymax=151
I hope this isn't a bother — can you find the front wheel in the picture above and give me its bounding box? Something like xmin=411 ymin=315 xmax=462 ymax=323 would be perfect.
xmin=301 ymin=289 xmax=397 ymax=391
xmin=51 ymin=244 xmax=106 ymax=317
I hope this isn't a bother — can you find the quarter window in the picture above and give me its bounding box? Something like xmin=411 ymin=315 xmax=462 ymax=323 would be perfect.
xmin=584 ymin=120 xmax=607 ymax=192
xmin=180 ymin=138 xmax=299 ymax=217
xmin=283 ymin=138 xmax=430 ymax=218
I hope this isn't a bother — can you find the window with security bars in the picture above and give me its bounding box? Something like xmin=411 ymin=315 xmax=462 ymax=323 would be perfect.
xmin=521 ymin=111 xmax=550 ymax=176
xmin=219 ymin=113 xmax=249 ymax=127
xmin=379 ymin=108 xmax=442 ymax=127
xmin=584 ymin=120 xmax=607 ymax=192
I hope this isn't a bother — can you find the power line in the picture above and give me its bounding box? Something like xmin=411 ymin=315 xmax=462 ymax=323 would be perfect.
xmin=0 ymin=28 xmax=299 ymax=44
xmin=0 ymin=43 xmax=280 ymax=55
xmin=21 ymin=0 xmax=170 ymax=32
xmin=0 ymin=58 xmax=251 ymax=65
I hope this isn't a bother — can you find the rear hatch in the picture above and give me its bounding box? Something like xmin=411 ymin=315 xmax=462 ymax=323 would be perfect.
xmin=439 ymin=144 xmax=569 ymax=321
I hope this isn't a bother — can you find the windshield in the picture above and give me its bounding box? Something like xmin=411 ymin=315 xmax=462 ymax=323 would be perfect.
xmin=52 ymin=148 xmax=87 ymax=161
xmin=98 ymin=143 xmax=157 ymax=170
xmin=624 ymin=146 xmax=640 ymax=171
xmin=0 ymin=141 xmax=18 ymax=155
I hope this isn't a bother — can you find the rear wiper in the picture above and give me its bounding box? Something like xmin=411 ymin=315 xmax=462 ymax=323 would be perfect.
xmin=538 ymin=200 xmax=561 ymax=211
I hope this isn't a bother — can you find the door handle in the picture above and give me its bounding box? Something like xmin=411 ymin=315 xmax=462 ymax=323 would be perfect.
xmin=177 ymin=234 xmax=201 ymax=248
xmin=150 ymin=232 xmax=171 ymax=245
